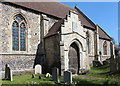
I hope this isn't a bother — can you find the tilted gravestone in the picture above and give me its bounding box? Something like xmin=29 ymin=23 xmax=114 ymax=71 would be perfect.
xmin=110 ymin=57 xmax=117 ymax=73
xmin=5 ymin=64 xmax=13 ymax=81
xmin=64 ymin=71 xmax=72 ymax=84
xmin=35 ymin=64 xmax=42 ymax=74
xmin=52 ymin=67 xmax=59 ymax=82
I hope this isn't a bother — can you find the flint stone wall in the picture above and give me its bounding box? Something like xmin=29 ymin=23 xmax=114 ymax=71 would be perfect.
xmin=84 ymin=28 xmax=95 ymax=65
xmin=0 ymin=2 xmax=58 ymax=75
xmin=44 ymin=35 xmax=60 ymax=73
xmin=1 ymin=54 xmax=35 ymax=71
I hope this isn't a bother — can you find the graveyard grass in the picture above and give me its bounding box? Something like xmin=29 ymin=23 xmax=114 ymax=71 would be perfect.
xmin=2 ymin=64 xmax=120 ymax=86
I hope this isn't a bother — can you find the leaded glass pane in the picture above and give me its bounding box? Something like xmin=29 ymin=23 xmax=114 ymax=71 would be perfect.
xmin=16 ymin=16 xmax=23 ymax=23
xmin=103 ymin=42 xmax=107 ymax=55
xmin=104 ymin=46 xmax=107 ymax=55
xmin=12 ymin=21 xmax=19 ymax=51
xmin=20 ymin=23 xmax=26 ymax=51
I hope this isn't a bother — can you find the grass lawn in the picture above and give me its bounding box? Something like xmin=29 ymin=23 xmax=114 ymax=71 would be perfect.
xmin=86 ymin=64 xmax=120 ymax=85
xmin=2 ymin=74 xmax=55 ymax=86
xmin=1 ymin=64 xmax=120 ymax=86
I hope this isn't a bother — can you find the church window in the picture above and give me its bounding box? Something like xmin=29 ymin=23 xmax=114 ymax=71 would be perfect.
xmin=12 ymin=15 xmax=26 ymax=51
xmin=103 ymin=41 xmax=107 ymax=55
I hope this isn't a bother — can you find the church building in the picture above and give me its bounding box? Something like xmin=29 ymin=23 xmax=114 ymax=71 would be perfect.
xmin=0 ymin=1 xmax=115 ymax=76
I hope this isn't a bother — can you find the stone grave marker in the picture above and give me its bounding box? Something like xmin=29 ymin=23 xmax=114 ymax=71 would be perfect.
xmin=118 ymin=57 xmax=120 ymax=72
xmin=10 ymin=69 xmax=13 ymax=81
xmin=32 ymin=74 xmax=35 ymax=78
xmin=5 ymin=64 xmax=13 ymax=81
xmin=39 ymin=76 xmax=42 ymax=79
xmin=52 ymin=67 xmax=59 ymax=82
xmin=64 ymin=71 xmax=72 ymax=84
xmin=110 ymin=57 xmax=117 ymax=73
xmin=46 ymin=73 xmax=51 ymax=77
xmin=35 ymin=64 xmax=42 ymax=74
xmin=5 ymin=64 xmax=8 ymax=79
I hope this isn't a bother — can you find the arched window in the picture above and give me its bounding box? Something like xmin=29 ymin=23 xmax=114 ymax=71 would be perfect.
xmin=12 ymin=15 xmax=26 ymax=51
xmin=86 ymin=31 xmax=90 ymax=54
xmin=103 ymin=41 xmax=107 ymax=55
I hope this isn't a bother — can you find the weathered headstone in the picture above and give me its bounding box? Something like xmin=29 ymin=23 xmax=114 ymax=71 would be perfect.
xmin=39 ymin=76 xmax=42 ymax=79
xmin=118 ymin=57 xmax=120 ymax=72
xmin=35 ymin=64 xmax=42 ymax=74
xmin=64 ymin=71 xmax=72 ymax=84
xmin=52 ymin=67 xmax=59 ymax=82
xmin=45 ymin=73 xmax=51 ymax=77
xmin=5 ymin=64 xmax=13 ymax=81
xmin=32 ymin=74 xmax=35 ymax=78
xmin=110 ymin=57 xmax=117 ymax=73
xmin=118 ymin=63 xmax=120 ymax=72
xmin=10 ymin=69 xmax=13 ymax=81
xmin=5 ymin=64 xmax=8 ymax=79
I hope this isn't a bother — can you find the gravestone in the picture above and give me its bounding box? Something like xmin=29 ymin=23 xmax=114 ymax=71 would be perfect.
xmin=32 ymin=74 xmax=35 ymax=78
xmin=118 ymin=57 xmax=120 ymax=72
xmin=52 ymin=67 xmax=59 ymax=82
xmin=45 ymin=73 xmax=51 ymax=77
xmin=35 ymin=64 xmax=42 ymax=74
xmin=10 ymin=70 xmax=13 ymax=81
xmin=5 ymin=64 xmax=13 ymax=81
xmin=110 ymin=57 xmax=117 ymax=73
xmin=5 ymin=64 xmax=8 ymax=79
xmin=64 ymin=71 xmax=72 ymax=84
xmin=39 ymin=76 xmax=42 ymax=79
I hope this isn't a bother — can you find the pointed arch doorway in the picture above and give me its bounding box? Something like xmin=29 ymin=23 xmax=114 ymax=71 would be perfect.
xmin=68 ymin=42 xmax=80 ymax=74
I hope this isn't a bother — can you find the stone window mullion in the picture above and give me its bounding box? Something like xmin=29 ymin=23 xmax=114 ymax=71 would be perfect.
xmin=18 ymin=23 xmax=20 ymax=51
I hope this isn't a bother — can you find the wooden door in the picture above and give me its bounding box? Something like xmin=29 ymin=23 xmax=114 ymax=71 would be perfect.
xmin=68 ymin=43 xmax=79 ymax=74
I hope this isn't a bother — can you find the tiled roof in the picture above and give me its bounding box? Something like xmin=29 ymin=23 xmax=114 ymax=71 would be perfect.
xmin=4 ymin=2 xmax=112 ymax=39
xmin=97 ymin=25 xmax=112 ymax=40
xmin=9 ymin=2 xmax=96 ymax=29
xmin=45 ymin=19 xmax=64 ymax=38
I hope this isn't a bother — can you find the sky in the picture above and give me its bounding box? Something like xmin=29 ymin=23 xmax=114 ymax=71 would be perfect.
xmin=60 ymin=2 xmax=118 ymax=44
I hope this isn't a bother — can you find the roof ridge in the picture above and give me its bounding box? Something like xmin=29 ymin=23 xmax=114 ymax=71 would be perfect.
xmin=56 ymin=2 xmax=75 ymax=10
xmin=97 ymin=24 xmax=112 ymax=40
xmin=75 ymin=6 xmax=96 ymax=28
